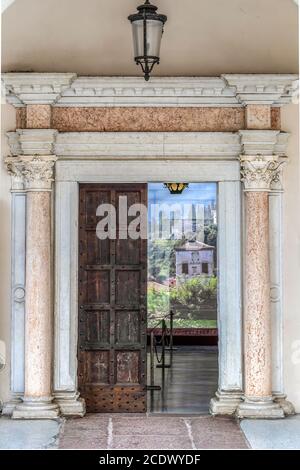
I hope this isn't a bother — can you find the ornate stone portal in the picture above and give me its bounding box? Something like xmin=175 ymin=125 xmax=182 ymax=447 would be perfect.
xmin=2 ymin=73 xmax=298 ymax=419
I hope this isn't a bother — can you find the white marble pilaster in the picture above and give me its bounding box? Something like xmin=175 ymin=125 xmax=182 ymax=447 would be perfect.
xmin=210 ymin=181 xmax=243 ymax=415
xmin=53 ymin=181 xmax=85 ymax=416
xmin=1 ymin=190 xmax=26 ymax=415
xmin=269 ymin=179 xmax=295 ymax=415
xmin=1 ymin=160 xmax=27 ymax=414
xmin=10 ymin=192 xmax=26 ymax=392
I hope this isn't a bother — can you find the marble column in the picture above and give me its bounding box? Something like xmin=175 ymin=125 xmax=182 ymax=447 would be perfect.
xmin=7 ymin=155 xmax=59 ymax=419
xmin=237 ymin=155 xmax=285 ymax=418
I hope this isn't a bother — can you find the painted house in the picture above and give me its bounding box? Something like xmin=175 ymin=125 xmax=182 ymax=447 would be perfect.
xmin=175 ymin=241 xmax=215 ymax=279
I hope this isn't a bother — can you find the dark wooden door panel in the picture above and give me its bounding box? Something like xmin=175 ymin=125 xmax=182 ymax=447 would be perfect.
xmin=78 ymin=184 xmax=147 ymax=413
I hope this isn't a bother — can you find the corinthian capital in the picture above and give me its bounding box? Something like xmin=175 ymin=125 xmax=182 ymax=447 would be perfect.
xmin=240 ymin=155 xmax=284 ymax=192
xmin=5 ymin=157 xmax=25 ymax=190
xmin=5 ymin=155 xmax=57 ymax=191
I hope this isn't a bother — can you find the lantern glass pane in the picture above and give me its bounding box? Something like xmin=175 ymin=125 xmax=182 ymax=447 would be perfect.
xmin=146 ymin=19 xmax=163 ymax=57
xmin=131 ymin=19 xmax=163 ymax=58
xmin=132 ymin=20 xmax=144 ymax=58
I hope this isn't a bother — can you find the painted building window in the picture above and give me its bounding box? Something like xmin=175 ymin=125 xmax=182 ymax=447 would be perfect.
xmin=202 ymin=262 xmax=209 ymax=274
xmin=182 ymin=263 xmax=189 ymax=274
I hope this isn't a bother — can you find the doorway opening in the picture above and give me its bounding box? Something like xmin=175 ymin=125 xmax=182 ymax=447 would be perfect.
xmin=147 ymin=183 xmax=219 ymax=414
xmin=77 ymin=182 xmax=218 ymax=414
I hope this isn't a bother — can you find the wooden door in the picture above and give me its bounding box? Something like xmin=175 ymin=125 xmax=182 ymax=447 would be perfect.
xmin=78 ymin=184 xmax=147 ymax=412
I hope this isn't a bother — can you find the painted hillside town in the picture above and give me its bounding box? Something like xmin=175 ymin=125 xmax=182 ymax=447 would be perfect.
xmin=147 ymin=183 xmax=218 ymax=330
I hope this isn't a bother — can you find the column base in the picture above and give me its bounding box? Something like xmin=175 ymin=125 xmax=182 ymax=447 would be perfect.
xmin=273 ymin=393 xmax=295 ymax=416
xmin=54 ymin=391 xmax=86 ymax=417
xmin=237 ymin=396 xmax=285 ymax=419
xmin=1 ymin=395 xmax=23 ymax=416
xmin=210 ymin=390 xmax=243 ymax=416
xmin=12 ymin=396 xmax=60 ymax=420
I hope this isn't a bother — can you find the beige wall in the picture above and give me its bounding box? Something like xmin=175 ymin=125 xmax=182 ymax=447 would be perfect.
xmin=0 ymin=103 xmax=299 ymax=412
xmin=0 ymin=104 xmax=15 ymax=403
xmin=2 ymin=0 xmax=298 ymax=75
xmin=282 ymin=103 xmax=300 ymax=412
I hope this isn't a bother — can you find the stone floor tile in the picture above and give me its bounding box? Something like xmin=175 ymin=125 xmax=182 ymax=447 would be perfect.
xmin=0 ymin=417 xmax=60 ymax=450
xmin=59 ymin=437 xmax=108 ymax=450
xmin=58 ymin=414 xmax=250 ymax=450
xmin=110 ymin=435 xmax=192 ymax=450
xmin=190 ymin=416 xmax=249 ymax=449
xmin=62 ymin=416 xmax=109 ymax=434
xmin=241 ymin=415 xmax=300 ymax=450
xmin=111 ymin=416 xmax=187 ymax=436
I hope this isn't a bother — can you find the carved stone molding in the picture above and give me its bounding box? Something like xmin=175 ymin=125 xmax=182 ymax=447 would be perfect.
xmin=239 ymin=130 xmax=282 ymax=155
xmin=2 ymin=73 xmax=77 ymax=106
xmin=57 ymin=76 xmax=238 ymax=107
xmin=21 ymin=156 xmax=57 ymax=190
xmin=7 ymin=132 xmax=22 ymax=156
xmin=274 ymin=132 xmax=290 ymax=156
xmin=5 ymin=157 xmax=25 ymax=190
xmin=5 ymin=155 xmax=57 ymax=191
xmin=2 ymin=74 xmax=298 ymax=108
xmin=240 ymin=155 xmax=285 ymax=192
xmin=13 ymin=285 xmax=26 ymax=304
xmin=7 ymin=129 xmax=58 ymax=156
xmin=222 ymin=74 xmax=298 ymax=105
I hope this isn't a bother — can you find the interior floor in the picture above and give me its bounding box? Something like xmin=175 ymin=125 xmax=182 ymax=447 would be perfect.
xmin=147 ymin=345 xmax=218 ymax=414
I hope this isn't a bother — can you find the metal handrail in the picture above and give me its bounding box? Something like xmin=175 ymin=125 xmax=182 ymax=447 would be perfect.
xmin=147 ymin=310 xmax=175 ymax=391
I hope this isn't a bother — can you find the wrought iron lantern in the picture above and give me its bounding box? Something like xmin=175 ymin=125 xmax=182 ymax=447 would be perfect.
xmin=164 ymin=183 xmax=189 ymax=195
xmin=128 ymin=0 xmax=167 ymax=81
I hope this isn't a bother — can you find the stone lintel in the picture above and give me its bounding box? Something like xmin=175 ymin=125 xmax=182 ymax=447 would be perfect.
xmin=6 ymin=130 xmax=289 ymax=162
